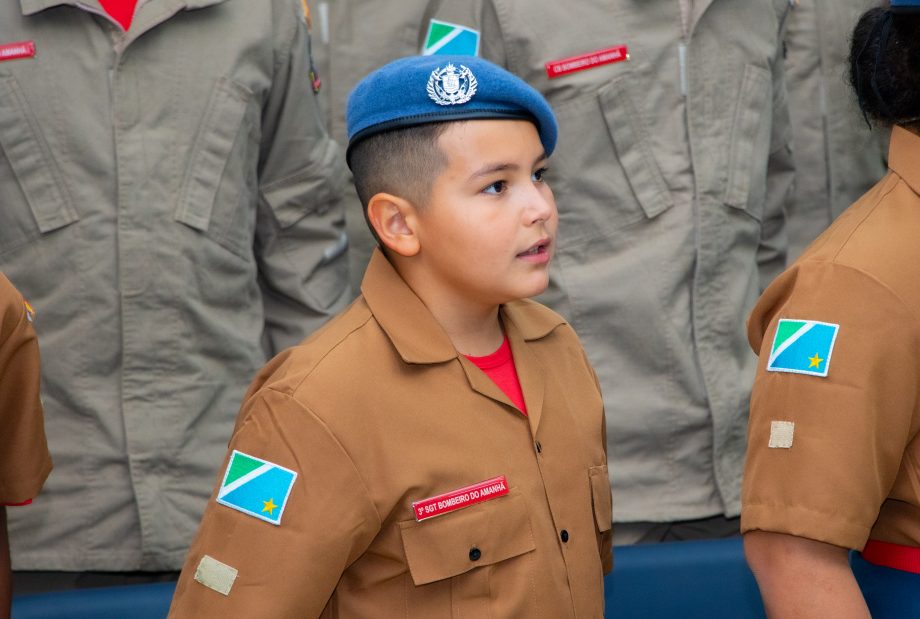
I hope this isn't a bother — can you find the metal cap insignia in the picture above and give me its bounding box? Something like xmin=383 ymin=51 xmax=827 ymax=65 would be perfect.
xmin=427 ymin=63 xmax=478 ymax=106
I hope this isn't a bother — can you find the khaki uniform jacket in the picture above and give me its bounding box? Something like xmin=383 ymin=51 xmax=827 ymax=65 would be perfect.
xmin=310 ymin=0 xmax=432 ymax=292
xmin=743 ymin=126 xmax=920 ymax=550
xmin=0 ymin=273 xmax=51 ymax=505
xmin=169 ymin=250 xmax=612 ymax=618
xmin=0 ymin=0 xmax=348 ymax=570
xmin=783 ymin=0 xmax=887 ymax=260
xmin=424 ymin=0 xmax=794 ymax=521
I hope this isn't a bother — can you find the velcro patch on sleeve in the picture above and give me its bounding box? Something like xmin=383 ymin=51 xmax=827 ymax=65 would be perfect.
xmin=768 ymin=421 xmax=795 ymax=449
xmin=194 ymin=555 xmax=238 ymax=596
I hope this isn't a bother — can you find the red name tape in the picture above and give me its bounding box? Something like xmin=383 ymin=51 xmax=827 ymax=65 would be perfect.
xmin=545 ymin=45 xmax=628 ymax=79
xmin=0 ymin=41 xmax=35 ymax=62
xmin=412 ymin=476 xmax=509 ymax=521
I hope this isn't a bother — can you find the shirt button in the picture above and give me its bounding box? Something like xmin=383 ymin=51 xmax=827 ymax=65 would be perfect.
xmin=469 ymin=547 xmax=482 ymax=561
xmin=560 ymin=530 xmax=569 ymax=543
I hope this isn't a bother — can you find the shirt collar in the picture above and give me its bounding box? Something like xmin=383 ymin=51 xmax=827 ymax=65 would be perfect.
xmin=888 ymin=125 xmax=920 ymax=196
xmin=360 ymin=249 xmax=566 ymax=365
xmin=20 ymin=0 xmax=225 ymax=17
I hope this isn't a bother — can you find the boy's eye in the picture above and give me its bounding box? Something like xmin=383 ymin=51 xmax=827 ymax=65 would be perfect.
xmin=532 ymin=167 xmax=548 ymax=183
xmin=483 ymin=180 xmax=506 ymax=195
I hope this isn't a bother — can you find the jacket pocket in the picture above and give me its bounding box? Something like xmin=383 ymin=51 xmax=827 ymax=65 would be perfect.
xmin=174 ymin=77 xmax=257 ymax=258
xmin=0 ymin=74 xmax=79 ymax=251
xmin=724 ymin=63 xmax=772 ymax=220
xmin=588 ymin=464 xmax=612 ymax=533
xmin=398 ymin=489 xmax=535 ymax=586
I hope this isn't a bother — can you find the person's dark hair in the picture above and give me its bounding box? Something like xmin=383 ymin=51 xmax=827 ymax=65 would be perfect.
xmin=349 ymin=123 xmax=450 ymax=243
xmin=850 ymin=6 xmax=920 ymax=127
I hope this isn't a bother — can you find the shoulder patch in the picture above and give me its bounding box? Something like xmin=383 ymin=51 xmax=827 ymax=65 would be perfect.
xmin=422 ymin=19 xmax=480 ymax=57
xmin=216 ymin=450 xmax=297 ymax=525
xmin=767 ymin=319 xmax=839 ymax=378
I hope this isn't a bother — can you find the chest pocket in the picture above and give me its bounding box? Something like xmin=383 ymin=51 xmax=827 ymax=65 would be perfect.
xmin=398 ymin=489 xmax=535 ymax=615
xmin=724 ymin=63 xmax=773 ymax=221
xmin=548 ymin=68 xmax=673 ymax=239
xmin=174 ymin=76 xmax=259 ymax=259
xmin=0 ymin=74 xmax=79 ymax=252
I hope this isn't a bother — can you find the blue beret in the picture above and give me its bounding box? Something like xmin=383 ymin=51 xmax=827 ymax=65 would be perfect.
xmin=346 ymin=55 xmax=558 ymax=165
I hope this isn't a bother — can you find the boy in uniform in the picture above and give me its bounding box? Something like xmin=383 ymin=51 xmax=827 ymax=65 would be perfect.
xmin=0 ymin=274 xmax=51 ymax=615
xmin=168 ymin=55 xmax=612 ymax=618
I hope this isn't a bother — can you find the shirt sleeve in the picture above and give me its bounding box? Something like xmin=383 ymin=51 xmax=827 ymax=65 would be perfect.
xmin=742 ymin=261 xmax=920 ymax=550
xmin=168 ymin=389 xmax=381 ymax=618
xmin=255 ymin=0 xmax=350 ymax=355
xmin=0 ymin=280 xmax=51 ymax=505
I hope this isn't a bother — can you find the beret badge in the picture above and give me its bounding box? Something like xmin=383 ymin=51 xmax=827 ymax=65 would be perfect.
xmin=427 ymin=63 xmax=478 ymax=106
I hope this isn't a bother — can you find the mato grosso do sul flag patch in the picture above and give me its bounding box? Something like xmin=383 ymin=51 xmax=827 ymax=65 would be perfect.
xmin=767 ymin=319 xmax=840 ymax=378
xmin=216 ymin=450 xmax=297 ymax=525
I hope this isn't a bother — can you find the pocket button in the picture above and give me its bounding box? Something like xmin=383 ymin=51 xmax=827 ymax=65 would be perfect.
xmin=469 ymin=547 xmax=482 ymax=562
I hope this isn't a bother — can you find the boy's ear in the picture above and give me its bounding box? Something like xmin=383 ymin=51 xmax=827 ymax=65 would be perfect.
xmin=366 ymin=192 xmax=421 ymax=257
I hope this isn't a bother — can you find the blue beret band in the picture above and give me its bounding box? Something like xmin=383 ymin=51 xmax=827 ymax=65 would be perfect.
xmin=346 ymin=55 xmax=558 ymax=166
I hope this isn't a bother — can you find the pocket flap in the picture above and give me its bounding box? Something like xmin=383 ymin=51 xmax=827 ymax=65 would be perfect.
xmin=589 ymin=464 xmax=612 ymax=533
xmin=398 ymin=489 xmax=535 ymax=586
xmin=0 ymin=75 xmax=78 ymax=234
xmin=598 ymin=76 xmax=674 ymax=220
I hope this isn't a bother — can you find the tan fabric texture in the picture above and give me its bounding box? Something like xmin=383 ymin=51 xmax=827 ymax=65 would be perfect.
xmin=0 ymin=0 xmax=349 ymax=570
xmin=0 ymin=273 xmax=50 ymax=504
xmin=742 ymin=126 xmax=920 ymax=551
xmin=783 ymin=0 xmax=887 ymax=261
xmin=169 ymin=250 xmax=612 ymax=618
xmin=424 ymin=0 xmax=795 ymax=522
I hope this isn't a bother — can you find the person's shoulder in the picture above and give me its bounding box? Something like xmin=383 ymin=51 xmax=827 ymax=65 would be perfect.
xmin=0 ymin=273 xmax=28 ymax=338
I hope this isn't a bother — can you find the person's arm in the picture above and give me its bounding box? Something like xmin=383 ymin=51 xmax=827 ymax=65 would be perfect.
xmin=255 ymin=0 xmax=350 ymax=355
xmin=0 ymin=507 xmax=9 ymax=619
xmin=744 ymin=531 xmax=869 ymax=619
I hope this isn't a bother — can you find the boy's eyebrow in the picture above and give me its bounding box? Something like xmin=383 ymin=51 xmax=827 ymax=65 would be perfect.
xmin=467 ymin=152 xmax=549 ymax=182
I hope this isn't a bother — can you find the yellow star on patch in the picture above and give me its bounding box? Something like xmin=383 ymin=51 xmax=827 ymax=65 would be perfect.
xmin=808 ymin=353 xmax=824 ymax=369
xmin=262 ymin=498 xmax=278 ymax=515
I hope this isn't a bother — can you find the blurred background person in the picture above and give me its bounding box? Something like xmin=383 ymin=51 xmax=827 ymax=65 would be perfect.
xmin=0 ymin=0 xmax=348 ymax=592
xmin=0 ymin=274 xmax=51 ymax=618
xmin=783 ymin=0 xmax=887 ymax=261
xmin=309 ymin=0 xmax=431 ymax=293
xmin=421 ymin=0 xmax=794 ymax=543
xmin=743 ymin=5 xmax=920 ymax=616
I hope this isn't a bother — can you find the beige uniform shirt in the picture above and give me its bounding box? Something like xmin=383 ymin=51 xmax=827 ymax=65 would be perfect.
xmin=0 ymin=0 xmax=348 ymax=570
xmin=743 ymin=126 xmax=920 ymax=550
xmin=783 ymin=0 xmax=887 ymax=260
xmin=0 ymin=274 xmax=51 ymax=505
xmin=310 ymin=0 xmax=432 ymax=292
xmin=424 ymin=0 xmax=794 ymax=522
xmin=169 ymin=250 xmax=612 ymax=618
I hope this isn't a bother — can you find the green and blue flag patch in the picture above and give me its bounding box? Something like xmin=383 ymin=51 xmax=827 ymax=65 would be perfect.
xmin=767 ymin=319 xmax=840 ymax=378
xmin=216 ymin=450 xmax=297 ymax=526
xmin=422 ymin=19 xmax=480 ymax=56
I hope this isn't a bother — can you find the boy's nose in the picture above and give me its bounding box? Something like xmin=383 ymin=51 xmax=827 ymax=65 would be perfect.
xmin=526 ymin=188 xmax=556 ymax=225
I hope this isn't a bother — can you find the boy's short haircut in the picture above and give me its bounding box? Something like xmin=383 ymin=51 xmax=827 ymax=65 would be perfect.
xmin=349 ymin=122 xmax=449 ymax=213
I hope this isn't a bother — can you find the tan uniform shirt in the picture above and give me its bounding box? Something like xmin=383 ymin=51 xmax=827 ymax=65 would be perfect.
xmin=0 ymin=274 xmax=51 ymax=505
xmin=310 ymin=0 xmax=432 ymax=292
xmin=742 ymin=126 xmax=920 ymax=550
xmin=783 ymin=0 xmax=887 ymax=260
xmin=424 ymin=0 xmax=794 ymax=522
xmin=0 ymin=0 xmax=348 ymax=570
xmin=169 ymin=250 xmax=612 ymax=618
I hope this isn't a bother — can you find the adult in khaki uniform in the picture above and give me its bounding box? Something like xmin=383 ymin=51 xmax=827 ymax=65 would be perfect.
xmin=423 ymin=0 xmax=794 ymax=539
xmin=783 ymin=0 xmax=887 ymax=260
xmin=169 ymin=55 xmax=611 ymax=618
xmin=743 ymin=7 xmax=920 ymax=616
xmin=0 ymin=274 xmax=51 ymax=615
xmin=309 ymin=0 xmax=431 ymax=292
xmin=0 ymin=0 xmax=348 ymax=577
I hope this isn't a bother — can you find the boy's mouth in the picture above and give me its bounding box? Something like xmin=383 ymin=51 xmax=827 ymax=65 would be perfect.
xmin=517 ymin=238 xmax=552 ymax=258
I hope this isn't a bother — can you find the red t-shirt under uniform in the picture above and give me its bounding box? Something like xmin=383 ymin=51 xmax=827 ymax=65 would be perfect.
xmin=98 ymin=0 xmax=139 ymax=31
xmin=464 ymin=337 xmax=528 ymax=416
